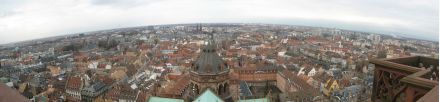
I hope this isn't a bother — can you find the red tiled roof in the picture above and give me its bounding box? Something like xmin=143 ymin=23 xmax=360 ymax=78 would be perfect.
xmin=167 ymin=74 xmax=182 ymax=81
xmin=101 ymin=76 xmax=115 ymax=86
xmin=136 ymin=91 xmax=148 ymax=102
xmin=105 ymin=88 xmax=120 ymax=101
xmin=279 ymin=69 xmax=314 ymax=91
xmin=66 ymin=76 xmax=82 ymax=90
xmin=163 ymin=74 xmax=190 ymax=96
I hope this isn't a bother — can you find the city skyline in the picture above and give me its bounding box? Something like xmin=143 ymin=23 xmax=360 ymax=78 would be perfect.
xmin=0 ymin=23 xmax=437 ymax=102
xmin=0 ymin=0 xmax=438 ymax=44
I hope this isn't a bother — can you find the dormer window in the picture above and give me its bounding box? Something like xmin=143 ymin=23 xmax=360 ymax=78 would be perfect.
xmin=195 ymin=65 xmax=199 ymax=71
xmin=224 ymin=63 xmax=228 ymax=69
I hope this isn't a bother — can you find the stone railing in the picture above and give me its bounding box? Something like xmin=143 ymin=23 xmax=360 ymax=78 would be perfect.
xmin=370 ymin=56 xmax=438 ymax=102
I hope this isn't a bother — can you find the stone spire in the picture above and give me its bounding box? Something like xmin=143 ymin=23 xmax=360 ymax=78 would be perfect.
xmin=193 ymin=30 xmax=227 ymax=74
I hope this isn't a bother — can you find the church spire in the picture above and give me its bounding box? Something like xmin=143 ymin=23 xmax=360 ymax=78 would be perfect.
xmin=203 ymin=30 xmax=216 ymax=53
xmin=208 ymin=30 xmax=215 ymax=44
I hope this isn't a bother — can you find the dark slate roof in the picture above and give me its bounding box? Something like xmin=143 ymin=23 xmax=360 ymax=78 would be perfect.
xmin=239 ymin=81 xmax=252 ymax=97
xmin=88 ymin=81 xmax=106 ymax=92
xmin=193 ymin=39 xmax=228 ymax=74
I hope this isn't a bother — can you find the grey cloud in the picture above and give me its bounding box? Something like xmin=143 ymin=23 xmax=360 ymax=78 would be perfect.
xmin=0 ymin=0 xmax=26 ymax=18
xmin=0 ymin=0 xmax=437 ymax=44
xmin=89 ymin=0 xmax=161 ymax=8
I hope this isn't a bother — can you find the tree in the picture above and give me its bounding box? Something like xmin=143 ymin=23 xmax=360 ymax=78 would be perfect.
xmin=323 ymin=33 xmax=332 ymax=38
xmin=62 ymin=44 xmax=82 ymax=52
xmin=98 ymin=39 xmax=119 ymax=50
xmin=98 ymin=40 xmax=107 ymax=48
xmin=154 ymin=38 xmax=159 ymax=45
xmin=136 ymin=40 xmax=144 ymax=45
xmin=108 ymin=39 xmax=119 ymax=49
xmin=79 ymin=33 xmax=85 ymax=37
xmin=350 ymin=34 xmax=358 ymax=40
xmin=377 ymin=50 xmax=387 ymax=58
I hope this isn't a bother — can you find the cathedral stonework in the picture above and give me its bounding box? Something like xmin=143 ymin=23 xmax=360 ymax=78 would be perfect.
xmin=186 ymin=32 xmax=231 ymax=100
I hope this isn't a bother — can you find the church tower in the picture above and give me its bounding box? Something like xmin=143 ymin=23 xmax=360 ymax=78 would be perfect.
xmin=187 ymin=31 xmax=230 ymax=100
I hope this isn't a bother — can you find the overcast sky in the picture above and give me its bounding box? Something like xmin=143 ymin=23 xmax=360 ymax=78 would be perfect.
xmin=0 ymin=0 xmax=438 ymax=44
